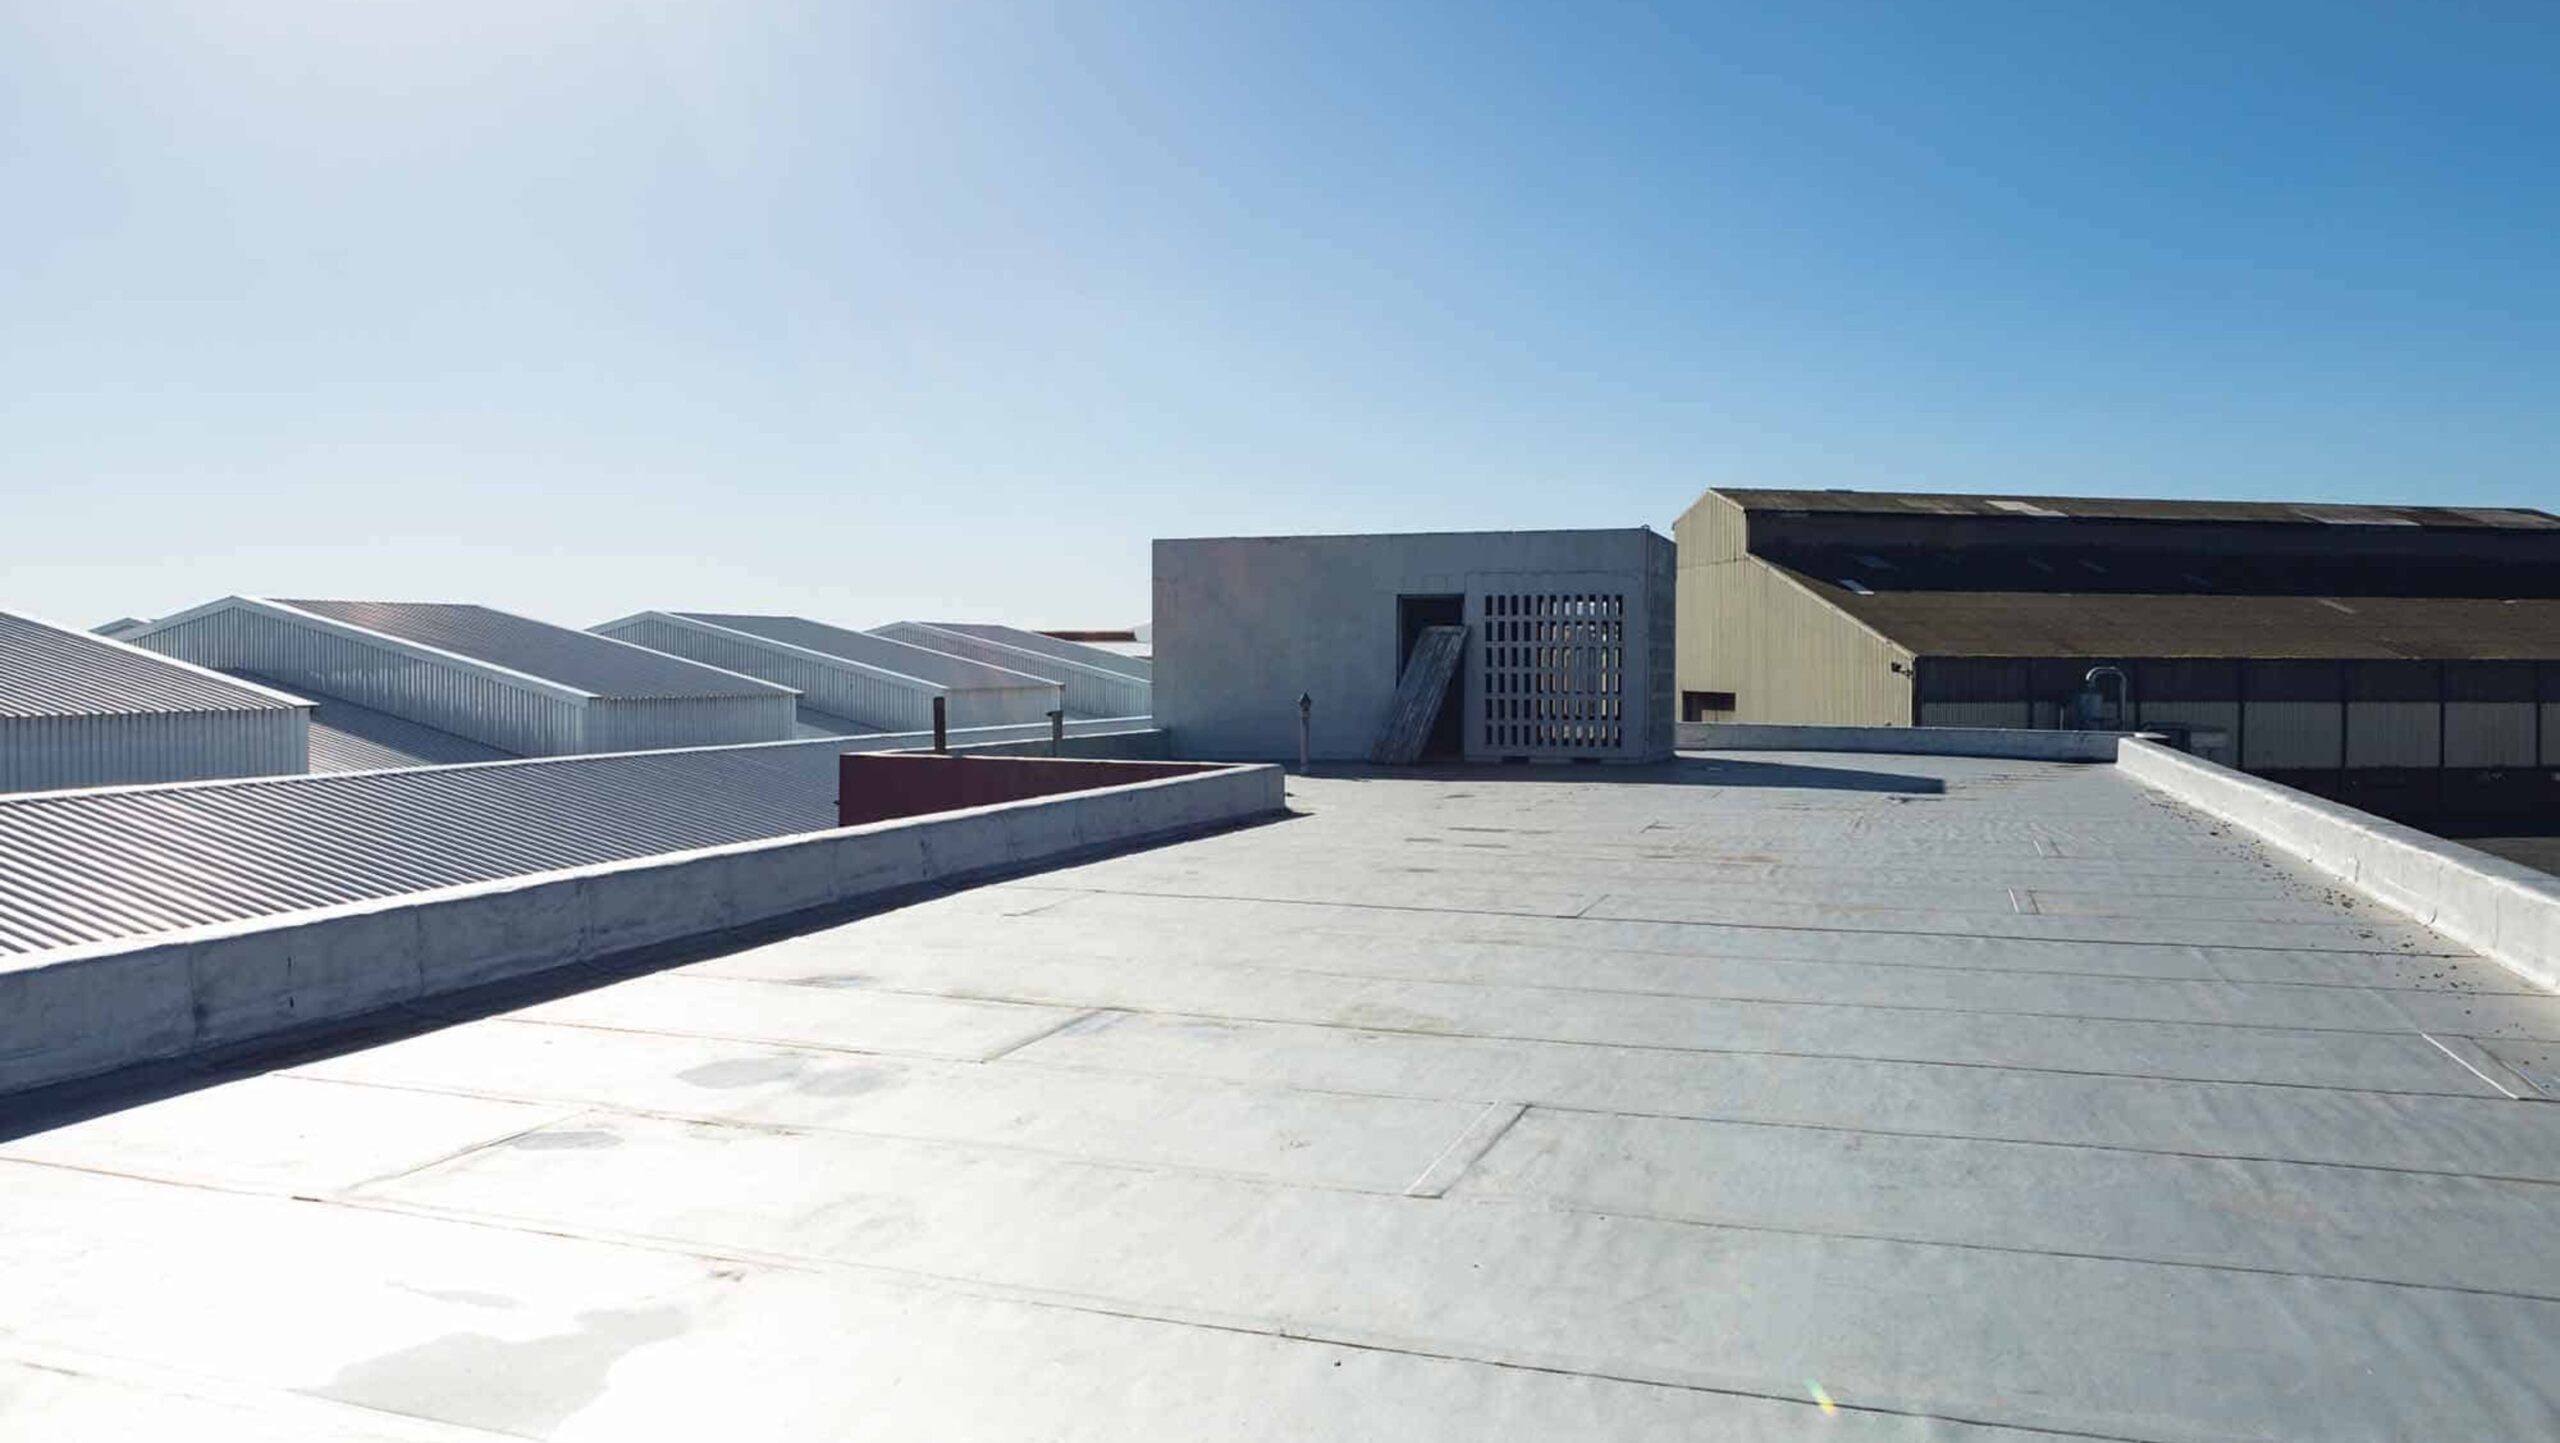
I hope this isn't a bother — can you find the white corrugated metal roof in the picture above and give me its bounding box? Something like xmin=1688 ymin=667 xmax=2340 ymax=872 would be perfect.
xmin=673 ymin=613 xmax=1056 ymax=690
xmin=927 ymin=623 xmax=1156 ymax=681
xmin=0 ymin=720 xmax=1150 ymax=955
xmin=0 ymin=611 xmax=307 ymax=719
xmin=273 ymin=601 xmax=797 ymax=701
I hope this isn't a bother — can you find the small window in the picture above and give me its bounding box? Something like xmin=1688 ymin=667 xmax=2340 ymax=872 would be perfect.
xmin=1682 ymin=690 xmax=1736 ymax=721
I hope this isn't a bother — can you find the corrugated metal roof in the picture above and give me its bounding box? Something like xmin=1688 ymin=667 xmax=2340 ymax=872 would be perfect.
xmin=1718 ymin=489 xmax=2560 ymax=530
xmin=675 ymin=613 xmax=1054 ymax=690
xmin=793 ymin=707 xmax=880 ymax=739
xmin=225 ymin=673 xmax=518 ymax=772
xmin=926 ymin=622 xmax=1155 ymax=681
xmin=1794 ymin=577 xmax=2560 ymax=659
xmin=273 ymin=601 xmax=796 ymax=701
xmin=0 ymin=612 xmax=306 ymax=719
xmin=0 ymin=720 xmax=1154 ymax=955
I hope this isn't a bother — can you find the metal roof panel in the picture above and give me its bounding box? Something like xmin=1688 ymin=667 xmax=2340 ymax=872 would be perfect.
xmin=274 ymin=601 xmax=795 ymax=701
xmin=0 ymin=612 xmax=308 ymax=719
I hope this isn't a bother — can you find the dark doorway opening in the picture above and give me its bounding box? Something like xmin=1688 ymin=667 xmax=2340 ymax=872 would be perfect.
xmin=1397 ymin=594 xmax=1467 ymax=760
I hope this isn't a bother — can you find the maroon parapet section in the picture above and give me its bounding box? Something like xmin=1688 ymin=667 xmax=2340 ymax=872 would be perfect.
xmin=837 ymin=752 xmax=1239 ymax=828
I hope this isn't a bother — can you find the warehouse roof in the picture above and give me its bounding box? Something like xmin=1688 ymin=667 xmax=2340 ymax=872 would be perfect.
xmin=4 ymin=753 xmax=2554 ymax=1439
xmin=671 ymin=612 xmax=1058 ymax=690
xmin=1717 ymin=488 xmax=2560 ymax=530
xmin=225 ymin=672 xmax=517 ymax=772
xmin=1789 ymin=573 xmax=2560 ymax=659
xmin=273 ymin=600 xmax=797 ymax=701
xmin=922 ymin=621 xmax=1155 ymax=680
xmin=0 ymin=720 xmax=1146 ymax=954
xmin=0 ymin=611 xmax=306 ymax=720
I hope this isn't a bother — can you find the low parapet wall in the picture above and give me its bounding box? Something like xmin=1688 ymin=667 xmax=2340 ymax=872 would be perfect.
xmin=2118 ymin=737 xmax=2560 ymax=993
xmin=839 ymin=754 xmax=1236 ymax=826
xmin=0 ymin=761 xmax=1283 ymax=1096
xmin=1679 ymin=722 xmax=2130 ymax=762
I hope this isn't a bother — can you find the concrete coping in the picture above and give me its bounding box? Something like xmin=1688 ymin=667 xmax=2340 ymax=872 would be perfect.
xmin=1678 ymin=722 xmax=2136 ymax=763
xmin=2117 ymin=737 xmax=2560 ymax=994
xmin=0 ymin=760 xmax=1284 ymax=1097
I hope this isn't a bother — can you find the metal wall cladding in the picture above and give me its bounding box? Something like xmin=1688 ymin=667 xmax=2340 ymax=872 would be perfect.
xmin=0 ymin=717 xmax=1161 ymax=955
xmin=142 ymin=606 xmax=587 ymax=756
xmin=874 ymin=622 xmax=1153 ymax=719
xmin=2239 ymin=702 xmax=2341 ymax=769
xmin=1919 ymin=702 xmax=2034 ymax=728
xmin=1678 ymin=495 xmax=1912 ymax=727
xmin=0 ymin=709 xmax=309 ymax=793
xmin=2445 ymin=703 xmax=2537 ymax=768
xmin=597 ymin=615 xmax=1056 ymax=732
xmin=582 ymin=695 xmax=800 ymax=752
xmin=2343 ymin=701 xmax=2440 ymax=769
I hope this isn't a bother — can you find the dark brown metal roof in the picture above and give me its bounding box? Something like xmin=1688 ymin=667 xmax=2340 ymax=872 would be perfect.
xmin=1789 ymin=574 xmax=2560 ymax=660
xmin=1717 ymin=489 xmax=2560 ymax=530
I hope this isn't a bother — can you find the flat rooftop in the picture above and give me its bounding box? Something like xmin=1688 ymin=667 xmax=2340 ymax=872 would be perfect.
xmin=4 ymin=750 xmax=2558 ymax=1439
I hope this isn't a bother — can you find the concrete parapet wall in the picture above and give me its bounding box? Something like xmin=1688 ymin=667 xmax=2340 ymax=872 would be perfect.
xmin=2118 ymin=737 xmax=2560 ymax=993
xmin=1678 ymin=721 xmax=2129 ymax=762
xmin=0 ymin=763 xmax=1283 ymax=1096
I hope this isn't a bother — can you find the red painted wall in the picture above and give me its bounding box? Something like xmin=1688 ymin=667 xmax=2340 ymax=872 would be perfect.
xmin=836 ymin=753 xmax=1238 ymax=827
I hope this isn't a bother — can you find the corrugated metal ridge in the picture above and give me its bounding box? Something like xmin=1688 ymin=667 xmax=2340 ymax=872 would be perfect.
xmin=884 ymin=621 xmax=1134 ymax=682
xmin=926 ymin=623 xmax=1155 ymax=681
xmin=632 ymin=612 xmax=954 ymax=692
xmin=266 ymin=599 xmax=800 ymax=702
xmin=0 ymin=611 xmax=312 ymax=719
xmin=678 ymin=613 xmax=1059 ymax=689
xmin=129 ymin=597 xmax=602 ymax=703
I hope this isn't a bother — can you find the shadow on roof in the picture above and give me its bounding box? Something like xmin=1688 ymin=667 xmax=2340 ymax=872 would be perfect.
xmin=1307 ymin=757 xmax=1947 ymax=795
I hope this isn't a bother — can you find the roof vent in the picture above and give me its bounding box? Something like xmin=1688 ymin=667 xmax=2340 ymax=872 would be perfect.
xmin=1839 ymin=578 xmax=1876 ymax=595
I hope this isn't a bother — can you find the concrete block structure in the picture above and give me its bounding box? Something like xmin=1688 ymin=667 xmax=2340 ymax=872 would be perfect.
xmin=0 ymin=610 xmax=311 ymax=793
xmin=1673 ymin=488 xmax=2560 ymax=831
xmin=1154 ymin=529 xmax=1676 ymax=763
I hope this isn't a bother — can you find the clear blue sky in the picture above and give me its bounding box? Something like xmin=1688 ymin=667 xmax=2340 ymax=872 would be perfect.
xmin=5 ymin=2 xmax=2554 ymax=632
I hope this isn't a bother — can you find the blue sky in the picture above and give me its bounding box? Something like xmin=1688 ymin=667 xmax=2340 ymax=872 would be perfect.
xmin=4 ymin=1 xmax=2553 ymax=631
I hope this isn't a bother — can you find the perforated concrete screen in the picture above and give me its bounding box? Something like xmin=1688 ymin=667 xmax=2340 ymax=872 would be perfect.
xmin=1478 ymin=590 xmax=1629 ymax=755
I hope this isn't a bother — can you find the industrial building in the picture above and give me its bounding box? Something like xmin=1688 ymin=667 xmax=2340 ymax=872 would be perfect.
xmin=1674 ymin=488 xmax=2560 ymax=827
xmin=1155 ymin=529 xmax=1676 ymax=763
xmin=0 ymin=610 xmax=312 ymax=793
xmin=875 ymin=620 xmax=1154 ymax=718
xmin=127 ymin=597 xmax=801 ymax=761
xmin=592 ymin=612 xmax=1064 ymax=735
xmin=7 ymin=521 xmax=2560 ymax=1440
